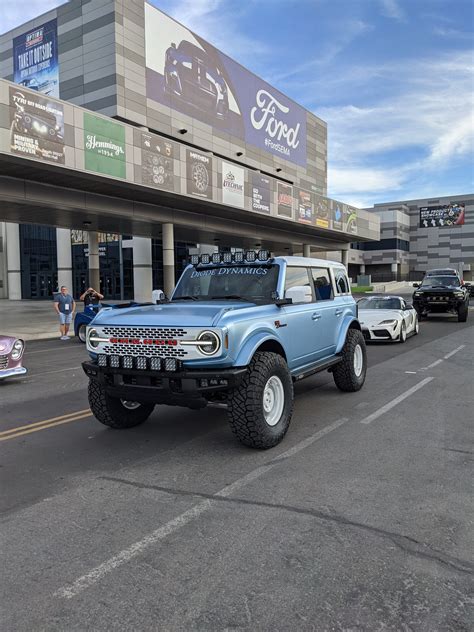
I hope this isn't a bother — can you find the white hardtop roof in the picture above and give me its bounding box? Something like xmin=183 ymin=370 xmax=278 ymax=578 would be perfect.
xmin=275 ymin=256 xmax=346 ymax=269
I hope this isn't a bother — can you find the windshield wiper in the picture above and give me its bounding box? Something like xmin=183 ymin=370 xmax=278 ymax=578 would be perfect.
xmin=172 ymin=295 xmax=200 ymax=301
xmin=210 ymin=295 xmax=250 ymax=301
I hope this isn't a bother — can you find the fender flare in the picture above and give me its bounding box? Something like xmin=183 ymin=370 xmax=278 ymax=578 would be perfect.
xmin=335 ymin=316 xmax=361 ymax=354
xmin=234 ymin=332 xmax=285 ymax=367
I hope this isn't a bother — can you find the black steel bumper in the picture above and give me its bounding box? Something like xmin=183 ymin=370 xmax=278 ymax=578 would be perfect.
xmin=82 ymin=360 xmax=247 ymax=406
xmin=413 ymin=297 xmax=466 ymax=313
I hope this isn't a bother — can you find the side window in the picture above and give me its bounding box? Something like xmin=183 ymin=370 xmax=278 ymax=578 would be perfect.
xmin=311 ymin=267 xmax=334 ymax=301
xmin=285 ymin=267 xmax=312 ymax=300
xmin=334 ymin=269 xmax=350 ymax=295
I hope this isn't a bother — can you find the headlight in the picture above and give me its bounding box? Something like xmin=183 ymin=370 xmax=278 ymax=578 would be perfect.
xmin=454 ymin=291 xmax=464 ymax=297
xmin=378 ymin=320 xmax=397 ymax=326
xmin=87 ymin=328 xmax=100 ymax=348
xmin=414 ymin=292 xmax=422 ymax=296
xmin=11 ymin=339 xmax=24 ymax=360
xmin=197 ymin=330 xmax=221 ymax=356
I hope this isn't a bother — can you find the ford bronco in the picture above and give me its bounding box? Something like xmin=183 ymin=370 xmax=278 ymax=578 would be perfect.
xmin=83 ymin=252 xmax=367 ymax=449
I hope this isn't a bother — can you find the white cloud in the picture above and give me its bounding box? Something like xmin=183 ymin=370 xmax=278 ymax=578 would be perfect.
xmin=379 ymin=0 xmax=405 ymax=21
xmin=0 ymin=0 xmax=63 ymax=34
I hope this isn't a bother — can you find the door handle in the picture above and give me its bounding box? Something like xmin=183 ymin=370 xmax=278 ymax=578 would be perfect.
xmin=312 ymin=312 xmax=321 ymax=321
xmin=335 ymin=309 xmax=343 ymax=316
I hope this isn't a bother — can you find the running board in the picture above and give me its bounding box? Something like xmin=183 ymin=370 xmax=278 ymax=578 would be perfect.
xmin=293 ymin=356 xmax=342 ymax=382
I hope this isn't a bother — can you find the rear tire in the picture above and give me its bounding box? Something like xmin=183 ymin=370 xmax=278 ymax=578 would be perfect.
xmin=88 ymin=381 xmax=154 ymax=428
xmin=414 ymin=317 xmax=419 ymax=335
xmin=333 ymin=329 xmax=367 ymax=392
xmin=227 ymin=351 xmax=294 ymax=449
xmin=458 ymin=304 xmax=468 ymax=322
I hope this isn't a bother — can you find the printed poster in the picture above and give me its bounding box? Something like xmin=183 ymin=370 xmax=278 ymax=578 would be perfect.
xmin=332 ymin=200 xmax=343 ymax=231
xmin=296 ymin=188 xmax=313 ymax=224
xmin=315 ymin=196 xmax=330 ymax=229
xmin=13 ymin=19 xmax=59 ymax=97
xmin=186 ymin=149 xmax=213 ymax=199
xmin=221 ymin=161 xmax=245 ymax=207
xmin=251 ymin=173 xmax=271 ymax=214
xmin=277 ymin=182 xmax=293 ymax=218
xmin=419 ymin=203 xmax=465 ymax=228
xmin=141 ymin=132 xmax=175 ymax=191
xmin=9 ymin=87 xmax=64 ymax=164
xmin=344 ymin=204 xmax=358 ymax=235
xmin=84 ymin=113 xmax=126 ymax=179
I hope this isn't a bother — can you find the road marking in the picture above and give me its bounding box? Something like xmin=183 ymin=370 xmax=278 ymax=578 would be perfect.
xmin=360 ymin=377 xmax=434 ymax=425
xmin=423 ymin=358 xmax=443 ymax=370
xmin=405 ymin=371 xmax=417 ymax=374
xmin=443 ymin=345 xmax=465 ymax=360
xmin=0 ymin=409 xmax=91 ymax=442
xmin=55 ymin=417 xmax=349 ymax=599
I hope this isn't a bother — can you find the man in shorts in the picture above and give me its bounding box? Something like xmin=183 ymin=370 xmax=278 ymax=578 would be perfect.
xmin=54 ymin=286 xmax=76 ymax=340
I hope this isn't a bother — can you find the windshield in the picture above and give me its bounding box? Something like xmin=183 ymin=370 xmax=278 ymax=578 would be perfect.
xmin=173 ymin=265 xmax=280 ymax=303
xmin=421 ymin=276 xmax=459 ymax=288
xmin=358 ymin=298 xmax=402 ymax=310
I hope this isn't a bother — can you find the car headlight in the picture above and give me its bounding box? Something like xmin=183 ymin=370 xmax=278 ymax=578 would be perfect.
xmin=414 ymin=292 xmax=422 ymax=296
xmin=454 ymin=291 xmax=464 ymax=297
xmin=197 ymin=330 xmax=221 ymax=356
xmin=378 ymin=320 xmax=397 ymax=326
xmin=87 ymin=328 xmax=100 ymax=348
xmin=11 ymin=339 xmax=24 ymax=360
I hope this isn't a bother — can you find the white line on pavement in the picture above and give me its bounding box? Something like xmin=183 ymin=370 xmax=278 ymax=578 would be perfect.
xmin=360 ymin=377 xmax=434 ymax=425
xmin=420 ymin=344 xmax=466 ymax=370
xmin=423 ymin=359 xmax=443 ymax=370
xmin=54 ymin=417 xmax=348 ymax=599
xmin=443 ymin=345 xmax=465 ymax=360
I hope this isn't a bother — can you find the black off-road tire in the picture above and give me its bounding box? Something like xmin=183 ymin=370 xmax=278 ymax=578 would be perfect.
xmin=227 ymin=352 xmax=294 ymax=449
xmin=88 ymin=380 xmax=154 ymax=428
xmin=332 ymin=329 xmax=367 ymax=392
xmin=415 ymin=307 xmax=423 ymax=321
xmin=458 ymin=303 xmax=468 ymax=322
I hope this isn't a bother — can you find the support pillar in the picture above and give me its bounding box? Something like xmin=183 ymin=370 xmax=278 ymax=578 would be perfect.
xmin=88 ymin=231 xmax=100 ymax=291
xmin=132 ymin=236 xmax=152 ymax=302
xmin=360 ymin=264 xmax=366 ymax=274
xmin=6 ymin=223 xmax=22 ymax=300
xmin=303 ymin=244 xmax=311 ymax=258
xmin=163 ymin=223 xmax=175 ymax=297
xmin=341 ymin=249 xmax=349 ymax=269
xmin=56 ymin=228 xmax=73 ymax=293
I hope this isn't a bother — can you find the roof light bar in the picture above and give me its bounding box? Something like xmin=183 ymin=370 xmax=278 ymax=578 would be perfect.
xmin=211 ymin=252 xmax=221 ymax=264
xmin=246 ymin=250 xmax=256 ymax=262
xmin=189 ymin=250 xmax=271 ymax=266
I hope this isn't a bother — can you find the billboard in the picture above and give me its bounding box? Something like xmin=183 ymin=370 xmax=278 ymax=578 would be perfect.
xmin=84 ymin=113 xmax=126 ymax=178
xmin=13 ymin=19 xmax=59 ymax=98
xmin=251 ymin=173 xmax=271 ymax=214
xmin=277 ymin=182 xmax=293 ymax=218
xmin=315 ymin=196 xmax=330 ymax=229
xmin=344 ymin=204 xmax=358 ymax=234
xmin=331 ymin=200 xmax=343 ymax=231
xmin=419 ymin=203 xmax=465 ymax=228
xmin=186 ymin=149 xmax=213 ymax=199
xmin=141 ymin=132 xmax=175 ymax=191
xmin=295 ymin=188 xmax=313 ymax=224
xmin=9 ymin=87 xmax=64 ymax=164
xmin=221 ymin=161 xmax=245 ymax=207
xmin=144 ymin=4 xmax=307 ymax=167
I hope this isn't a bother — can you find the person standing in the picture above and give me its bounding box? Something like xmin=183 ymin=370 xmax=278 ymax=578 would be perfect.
xmin=80 ymin=287 xmax=104 ymax=307
xmin=54 ymin=286 xmax=76 ymax=340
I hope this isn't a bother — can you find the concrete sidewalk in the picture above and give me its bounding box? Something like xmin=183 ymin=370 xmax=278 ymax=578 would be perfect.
xmin=0 ymin=299 xmax=82 ymax=340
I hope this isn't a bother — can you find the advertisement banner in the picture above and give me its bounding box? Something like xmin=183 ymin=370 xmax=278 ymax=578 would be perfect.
xmin=13 ymin=19 xmax=59 ymax=97
xmin=315 ymin=196 xmax=330 ymax=228
xmin=295 ymin=188 xmax=313 ymax=224
xmin=144 ymin=4 xmax=307 ymax=167
xmin=9 ymin=87 xmax=64 ymax=164
xmin=186 ymin=149 xmax=213 ymax=199
xmin=84 ymin=113 xmax=126 ymax=179
xmin=277 ymin=182 xmax=293 ymax=218
xmin=419 ymin=203 xmax=465 ymax=228
xmin=141 ymin=132 xmax=175 ymax=191
xmin=344 ymin=204 xmax=358 ymax=235
xmin=331 ymin=200 xmax=343 ymax=231
xmin=251 ymin=173 xmax=271 ymax=214
xmin=221 ymin=161 xmax=245 ymax=207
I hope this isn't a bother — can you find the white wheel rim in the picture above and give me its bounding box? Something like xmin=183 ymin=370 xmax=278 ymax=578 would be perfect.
xmin=353 ymin=344 xmax=364 ymax=377
xmin=401 ymin=324 xmax=406 ymax=340
xmin=78 ymin=325 xmax=87 ymax=342
xmin=120 ymin=400 xmax=141 ymax=410
xmin=262 ymin=376 xmax=285 ymax=426
xmin=415 ymin=319 xmax=419 ymax=333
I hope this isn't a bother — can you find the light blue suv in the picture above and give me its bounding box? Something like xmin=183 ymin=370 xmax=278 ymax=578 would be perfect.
xmin=83 ymin=251 xmax=367 ymax=449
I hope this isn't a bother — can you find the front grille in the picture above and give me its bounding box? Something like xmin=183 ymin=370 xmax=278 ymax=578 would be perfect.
xmin=0 ymin=355 xmax=8 ymax=369
xmin=102 ymin=326 xmax=186 ymax=338
xmin=101 ymin=326 xmax=188 ymax=358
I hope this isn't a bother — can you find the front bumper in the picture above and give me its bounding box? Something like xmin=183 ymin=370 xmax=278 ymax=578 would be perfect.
xmin=0 ymin=366 xmax=27 ymax=380
xmin=361 ymin=326 xmax=397 ymax=341
xmin=82 ymin=360 xmax=247 ymax=406
xmin=413 ymin=296 xmax=466 ymax=313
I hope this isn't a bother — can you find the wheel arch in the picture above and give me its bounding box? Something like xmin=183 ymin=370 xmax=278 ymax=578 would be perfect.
xmin=335 ymin=316 xmax=362 ymax=354
xmin=234 ymin=332 xmax=286 ymax=366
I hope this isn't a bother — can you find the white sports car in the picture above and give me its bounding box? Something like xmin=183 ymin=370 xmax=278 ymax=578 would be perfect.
xmin=358 ymin=296 xmax=419 ymax=343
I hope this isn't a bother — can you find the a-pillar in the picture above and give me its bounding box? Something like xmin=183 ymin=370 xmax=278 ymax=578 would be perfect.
xmin=133 ymin=236 xmax=152 ymax=302
xmin=6 ymin=223 xmax=22 ymax=300
xmin=88 ymin=231 xmax=100 ymax=291
xmin=163 ymin=223 xmax=175 ymax=297
xmin=341 ymin=248 xmax=349 ymax=269
xmin=56 ymin=228 xmax=73 ymax=292
xmin=303 ymin=244 xmax=311 ymax=258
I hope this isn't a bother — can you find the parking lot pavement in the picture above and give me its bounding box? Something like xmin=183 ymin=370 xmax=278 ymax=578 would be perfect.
xmin=1 ymin=316 xmax=473 ymax=630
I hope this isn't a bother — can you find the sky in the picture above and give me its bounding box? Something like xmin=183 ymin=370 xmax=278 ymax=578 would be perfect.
xmin=1 ymin=0 xmax=473 ymax=208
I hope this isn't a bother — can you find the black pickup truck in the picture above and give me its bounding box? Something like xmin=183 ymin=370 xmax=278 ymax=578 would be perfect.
xmin=413 ymin=274 xmax=469 ymax=322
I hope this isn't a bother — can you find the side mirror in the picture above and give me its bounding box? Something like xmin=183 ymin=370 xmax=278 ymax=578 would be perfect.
xmin=404 ymin=303 xmax=413 ymax=309
xmin=285 ymin=285 xmax=313 ymax=304
xmin=152 ymin=289 xmax=165 ymax=304
xmin=412 ymin=283 xmax=420 ymax=288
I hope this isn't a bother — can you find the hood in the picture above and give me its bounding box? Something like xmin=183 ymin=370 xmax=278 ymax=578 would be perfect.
xmin=92 ymin=300 xmax=256 ymax=328
xmin=358 ymin=309 xmax=402 ymax=325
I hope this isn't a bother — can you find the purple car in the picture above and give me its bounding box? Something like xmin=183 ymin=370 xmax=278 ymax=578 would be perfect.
xmin=0 ymin=336 xmax=27 ymax=380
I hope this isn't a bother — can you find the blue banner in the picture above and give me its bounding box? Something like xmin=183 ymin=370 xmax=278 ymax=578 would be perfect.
xmin=13 ymin=19 xmax=59 ymax=98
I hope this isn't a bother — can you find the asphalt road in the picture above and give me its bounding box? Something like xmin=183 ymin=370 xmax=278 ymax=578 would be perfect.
xmin=1 ymin=307 xmax=473 ymax=631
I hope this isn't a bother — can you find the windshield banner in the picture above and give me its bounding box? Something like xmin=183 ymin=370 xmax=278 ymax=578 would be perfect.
xmin=144 ymin=4 xmax=307 ymax=167
xmin=13 ymin=19 xmax=59 ymax=98
xmin=419 ymin=203 xmax=465 ymax=228
xmin=9 ymin=86 xmax=64 ymax=164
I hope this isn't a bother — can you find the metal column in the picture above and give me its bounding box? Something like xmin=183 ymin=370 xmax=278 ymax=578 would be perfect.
xmin=163 ymin=223 xmax=175 ymax=297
